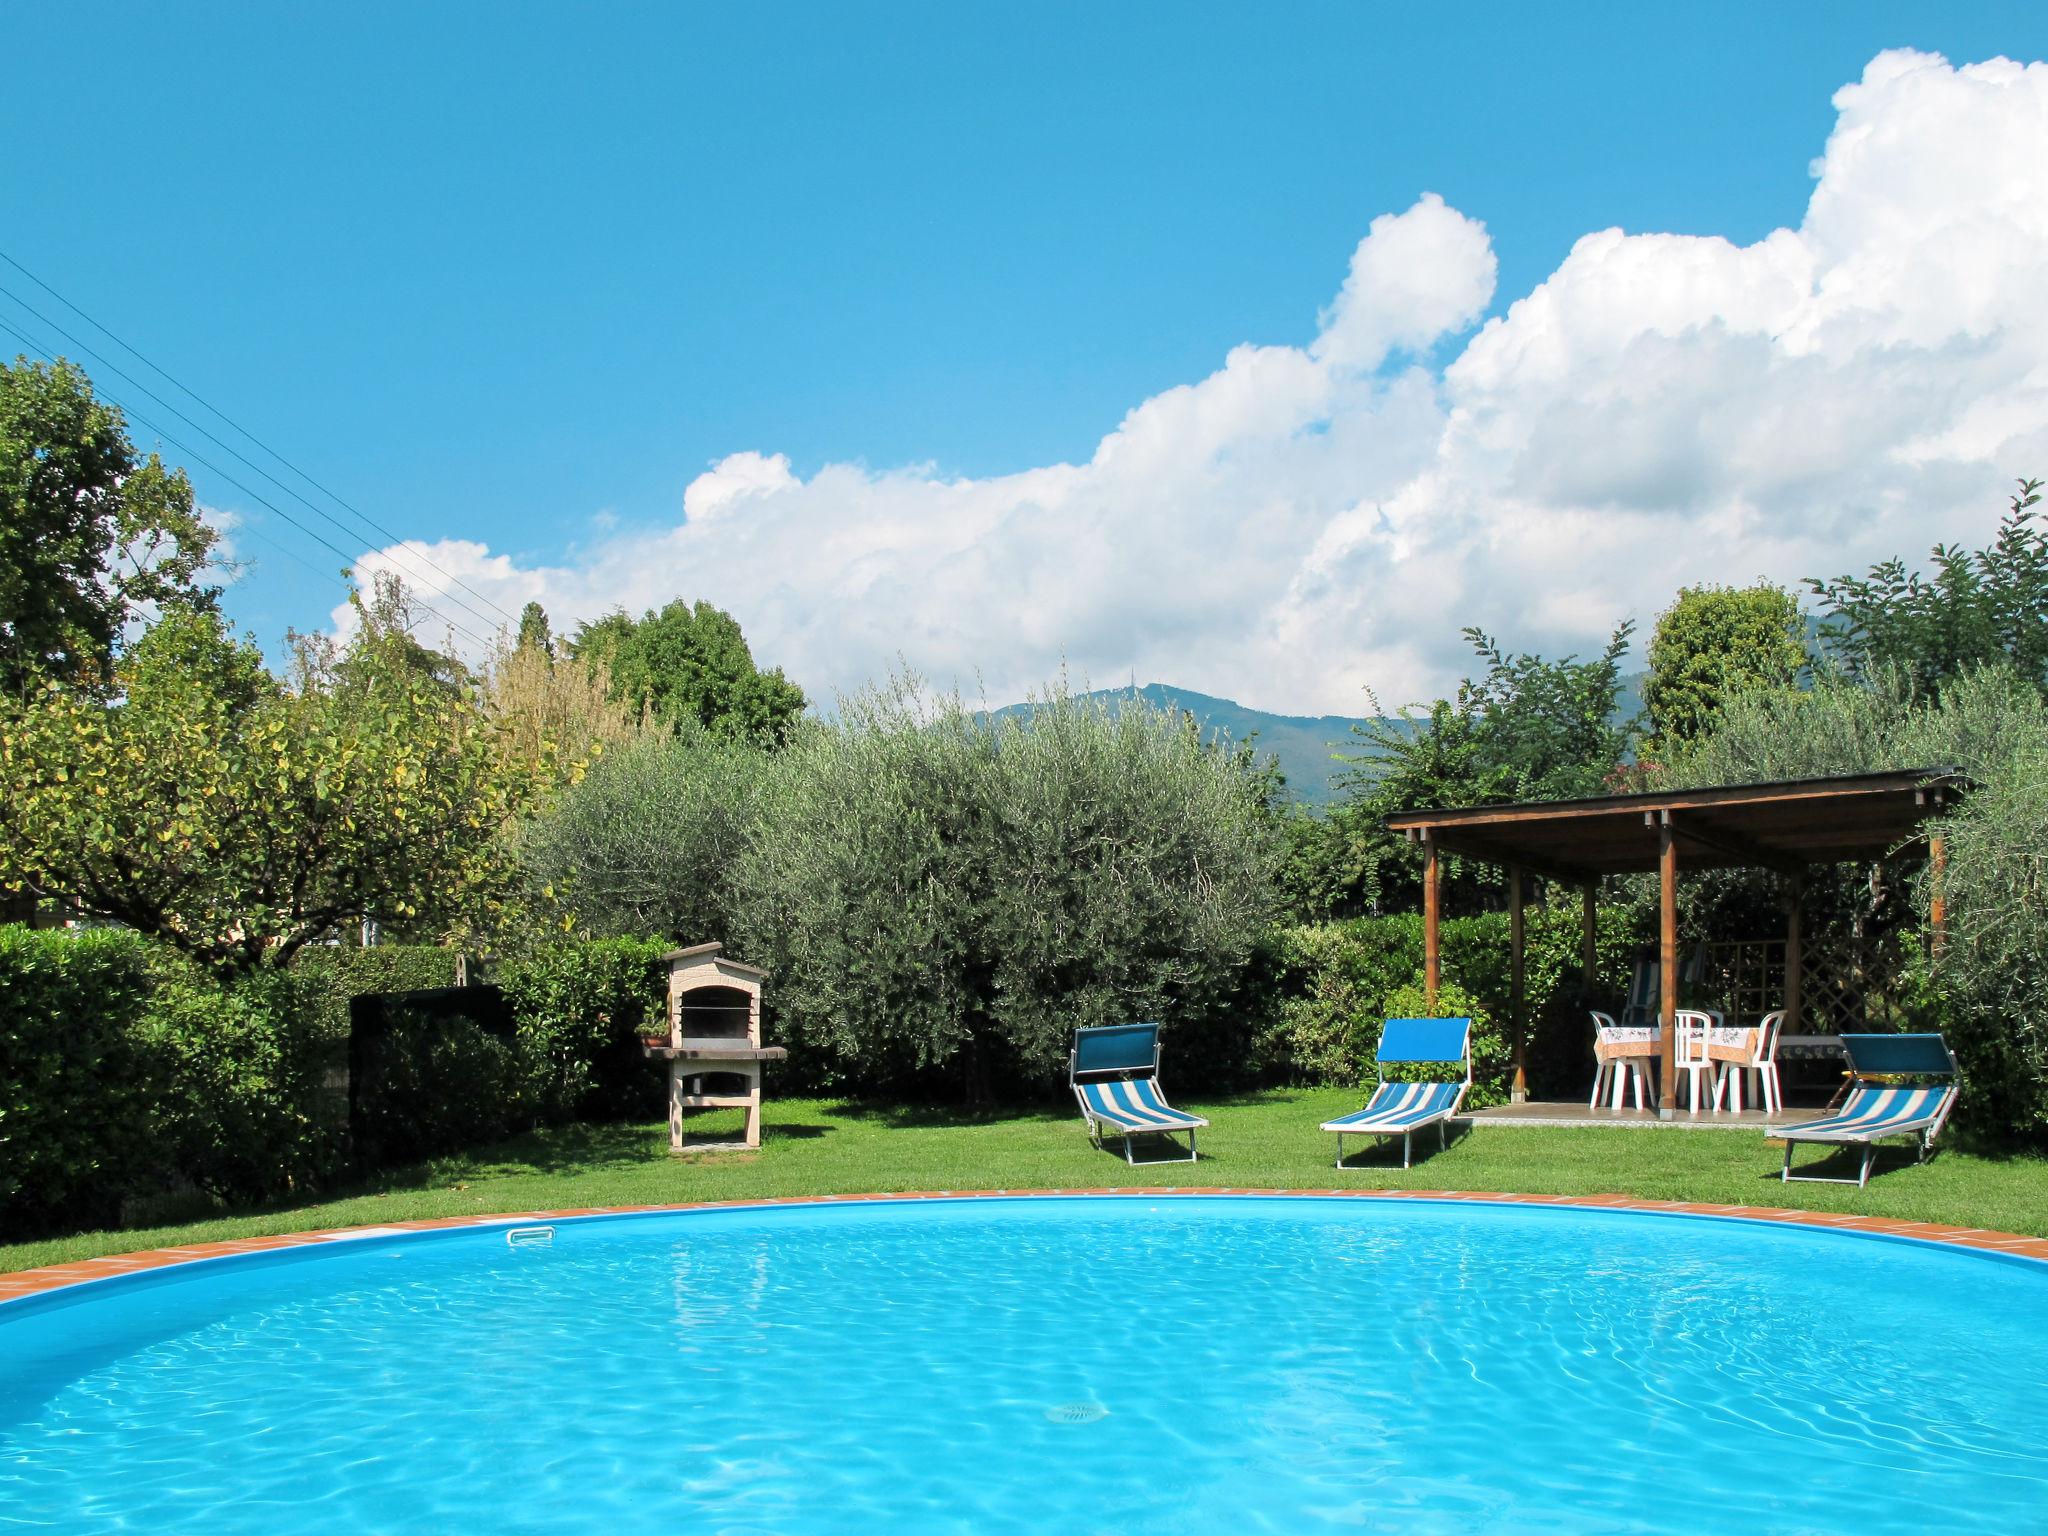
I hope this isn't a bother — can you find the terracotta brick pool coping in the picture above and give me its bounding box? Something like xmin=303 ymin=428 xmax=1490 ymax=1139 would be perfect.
xmin=6 ymin=1188 xmax=2046 ymax=1306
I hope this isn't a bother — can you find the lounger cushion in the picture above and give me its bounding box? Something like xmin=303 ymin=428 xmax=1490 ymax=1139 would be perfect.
xmin=1321 ymin=1080 xmax=1461 ymax=1134
xmin=1771 ymin=1085 xmax=1953 ymax=1143
xmin=1078 ymin=1077 xmax=1207 ymax=1131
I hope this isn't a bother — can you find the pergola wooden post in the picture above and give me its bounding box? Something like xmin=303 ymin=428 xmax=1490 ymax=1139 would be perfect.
xmin=1422 ymin=830 xmax=1441 ymax=1007
xmin=1656 ymin=810 xmax=1679 ymax=1116
xmin=1929 ymin=833 xmax=1949 ymax=957
xmin=1509 ymin=865 xmax=1528 ymax=1102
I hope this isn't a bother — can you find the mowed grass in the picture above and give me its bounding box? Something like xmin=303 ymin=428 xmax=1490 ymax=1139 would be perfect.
xmin=7 ymin=1087 xmax=2048 ymax=1272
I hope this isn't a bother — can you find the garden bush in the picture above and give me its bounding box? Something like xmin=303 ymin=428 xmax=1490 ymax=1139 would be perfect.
xmin=1261 ymin=904 xmax=1643 ymax=1102
xmin=0 ymin=926 xmax=157 ymax=1234
xmin=497 ymin=938 xmax=670 ymax=1120
xmin=349 ymin=1000 xmax=539 ymax=1168
xmin=735 ymin=679 xmax=1280 ymax=1101
xmin=136 ymin=958 xmax=342 ymax=1204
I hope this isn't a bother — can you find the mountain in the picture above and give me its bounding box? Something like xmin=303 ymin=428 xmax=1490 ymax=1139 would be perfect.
xmin=995 ymin=684 xmax=1382 ymax=806
xmin=992 ymin=676 xmax=1650 ymax=808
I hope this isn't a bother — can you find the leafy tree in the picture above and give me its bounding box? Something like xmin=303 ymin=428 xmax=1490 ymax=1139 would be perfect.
xmin=1321 ymin=622 xmax=1638 ymax=912
xmin=516 ymin=600 xmax=554 ymax=660
xmin=735 ymin=677 xmax=1279 ymax=1101
xmin=1643 ymin=583 xmax=1806 ymax=746
xmin=1809 ymin=477 xmax=2048 ymax=693
xmin=515 ymin=720 xmax=770 ymax=943
xmin=0 ymin=357 xmax=218 ymax=693
xmin=0 ymin=599 xmax=529 ymax=975
xmin=570 ymin=599 xmax=805 ymax=744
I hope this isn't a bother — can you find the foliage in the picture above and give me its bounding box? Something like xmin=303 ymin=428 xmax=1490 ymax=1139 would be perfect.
xmin=1809 ymin=478 xmax=2048 ymax=693
xmin=572 ymin=598 xmax=807 ymax=745
xmin=515 ymin=723 xmax=769 ymax=943
xmin=1261 ymin=905 xmax=1642 ymax=1107
xmin=1642 ymin=583 xmax=1807 ymax=747
xmin=289 ymin=943 xmax=460 ymax=1045
xmin=516 ymin=600 xmax=554 ymax=659
xmin=1327 ymin=622 xmax=1637 ymax=913
xmin=736 ymin=677 xmax=1279 ymax=1100
xmin=1669 ymin=664 xmax=2048 ymax=1143
xmin=0 ymin=602 xmax=529 ymax=974
xmin=0 ymin=925 xmax=157 ymax=1233
xmin=1923 ymin=751 xmax=2048 ymax=1142
xmin=350 ymin=1004 xmax=539 ymax=1168
xmin=478 ymin=618 xmax=644 ymax=781
xmin=134 ymin=958 xmax=341 ymax=1205
xmin=497 ymin=938 xmax=670 ymax=1120
xmin=1273 ymin=803 xmax=1379 ymax=922
xmin=0 ymin=357 xmax=219 ymax=694
xmin=1664 ymin=663 xmax=2047 ymax=790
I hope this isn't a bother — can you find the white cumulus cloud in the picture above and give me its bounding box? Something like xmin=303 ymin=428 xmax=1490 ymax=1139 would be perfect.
xmin=348 ymin=49 xmax=2048 ymax=715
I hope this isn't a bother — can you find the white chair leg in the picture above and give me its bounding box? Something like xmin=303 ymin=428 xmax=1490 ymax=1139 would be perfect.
xmin=1764 ymin=1064 xmax=1782 ymax=1115
xmin=1590 ymin=1062 xmax=1609 ymax=1110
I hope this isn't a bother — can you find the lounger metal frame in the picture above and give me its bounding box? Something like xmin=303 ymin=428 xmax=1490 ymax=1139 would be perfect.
xmin=1773 ymin=1034 xmax=1960 ymax=1188
xmin=1069 ymin=1023 xmax=1206 ymax=1165
xmin=1323 ymin=1018 xmax=1473 ymax=1170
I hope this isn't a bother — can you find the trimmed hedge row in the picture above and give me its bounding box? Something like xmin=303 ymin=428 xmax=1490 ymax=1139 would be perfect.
xmin=0 ymin=929 xmax=671 ymax=1240
xmin=1257 ymin=906 xmax=1646 ymax=1106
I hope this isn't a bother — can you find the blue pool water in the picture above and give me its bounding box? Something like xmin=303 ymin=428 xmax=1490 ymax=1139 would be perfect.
xmin=2 ymin=1196 xmax=2045 ymax=1534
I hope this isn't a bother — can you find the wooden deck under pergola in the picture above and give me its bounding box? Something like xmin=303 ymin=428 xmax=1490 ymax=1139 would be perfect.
xmin=1384 ymin=769 xmax=1964 ymax=1119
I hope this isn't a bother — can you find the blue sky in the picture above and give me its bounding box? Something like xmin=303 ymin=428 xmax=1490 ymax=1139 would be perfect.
xmin=5 ymin=5 xmax=2048 ymax=710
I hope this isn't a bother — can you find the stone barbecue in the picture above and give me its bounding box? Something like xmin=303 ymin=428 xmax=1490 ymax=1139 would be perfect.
xmin=644 ymin=942 xmax=785 ymax=1151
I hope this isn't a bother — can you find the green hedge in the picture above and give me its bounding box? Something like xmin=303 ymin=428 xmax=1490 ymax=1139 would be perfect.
xmin=0 ymin=931 xmax=677 ymax=1240
xmin=498 ymin=938 xmax=671 ymax=1122
xmin=0 ymin=927 xmax=158 ymax=1233
xmin=1260 ymin=905 xmax=1644 ymax=1105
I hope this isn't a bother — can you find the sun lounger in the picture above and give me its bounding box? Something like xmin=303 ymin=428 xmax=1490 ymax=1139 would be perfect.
xmin=1322 ymin=1016 xmax=1472 ymax=1169
xmin=1070 ymin=1023 xmax=1206 ymax=1164
xmin=1769 ymin=1032 xmax=1959 ymax=1187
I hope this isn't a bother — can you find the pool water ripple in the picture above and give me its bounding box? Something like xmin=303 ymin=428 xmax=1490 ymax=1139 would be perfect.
xmin=2 ymin=1197 xmax=2044 ymax=1534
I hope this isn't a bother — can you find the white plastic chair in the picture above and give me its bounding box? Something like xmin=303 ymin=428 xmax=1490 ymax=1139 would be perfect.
xmin=1672 ymin=1009 xmax=1719 ymax=1116
xmin=1714 ymin=1010 xmax=1784 ymax=1115
xmin=1589 ymin=1010 xmax=1655 ymax=1112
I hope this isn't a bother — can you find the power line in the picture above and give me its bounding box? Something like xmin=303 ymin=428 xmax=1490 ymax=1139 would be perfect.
xmin=0 ymin=246 xmax=521 ymax=629
xmin=0 ymin=315 xmax=498 ymax=655
xmin=0 ymin=274 xmax=515 ymax=641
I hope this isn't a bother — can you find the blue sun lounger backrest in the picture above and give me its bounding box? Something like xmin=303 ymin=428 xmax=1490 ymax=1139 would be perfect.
xmin=1071 ymin=1022 xmax=1162 ymax=1082
xmin=1377 ymin=1017 xmax=1472 ymax=1069
xmin=1841 ymin=1033 xmax=1957 ymax=1080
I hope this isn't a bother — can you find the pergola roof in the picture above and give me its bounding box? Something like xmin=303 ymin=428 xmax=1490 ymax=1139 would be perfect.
xmin=1384 ymin=769 xmax=1964 ymax=882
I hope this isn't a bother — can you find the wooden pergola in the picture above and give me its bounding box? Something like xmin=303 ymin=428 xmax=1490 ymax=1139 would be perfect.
xmin=1385 ymin=769 xmax=1963 ymax=1119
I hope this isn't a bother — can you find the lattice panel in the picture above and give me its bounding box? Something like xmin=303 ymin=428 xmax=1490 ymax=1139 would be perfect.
xmin=1693 ymin=935 xmax=1904 ymax=1032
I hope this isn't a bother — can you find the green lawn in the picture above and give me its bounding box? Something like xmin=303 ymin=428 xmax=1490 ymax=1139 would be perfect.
xmin=7 ymin=1087 xmax=2048 ymax=1272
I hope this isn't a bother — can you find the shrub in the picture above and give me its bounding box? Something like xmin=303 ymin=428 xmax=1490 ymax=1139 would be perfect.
xmin=514 ymin=724 xmax=767 ymax=943
xmin=1925 ymin=748 xmax=2048 ymax=1142
xmin=736 ymin=678 xmax=1280 ymax=1100
xmin=349 ymin=1002 xmax=538 ymax=1167
xmin=1262 ymin=905 xmax=1644 ymax=1100
xmin=497 ymin=938 xmax=670 ymax=1120
xmin=0 ymin=926 xmax=157 ymax=1233
xmin=135 ymin=958 xmax=342 ymax=1203
xmin=1367 ymin=979 xmax=1508 ymax=1108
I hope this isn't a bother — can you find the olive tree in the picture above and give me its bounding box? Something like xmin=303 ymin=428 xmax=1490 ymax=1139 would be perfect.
xmin=735 ymin=678 xmax=1281 ymax=1100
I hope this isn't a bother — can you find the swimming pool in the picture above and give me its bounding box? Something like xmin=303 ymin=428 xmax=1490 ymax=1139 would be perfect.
xmin=3 ymin=1195 xmax=2043 ymax=1533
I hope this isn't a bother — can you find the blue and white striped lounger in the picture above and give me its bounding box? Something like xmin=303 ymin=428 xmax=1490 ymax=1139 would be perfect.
xmin=1322 ymin=1017 xmax=1472 ymax=1169
xmin=1770 ymin=1033 xmax=1959 ymax=1188
xmin=1070 ymin=1023 xmax=1207 ymax=1164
